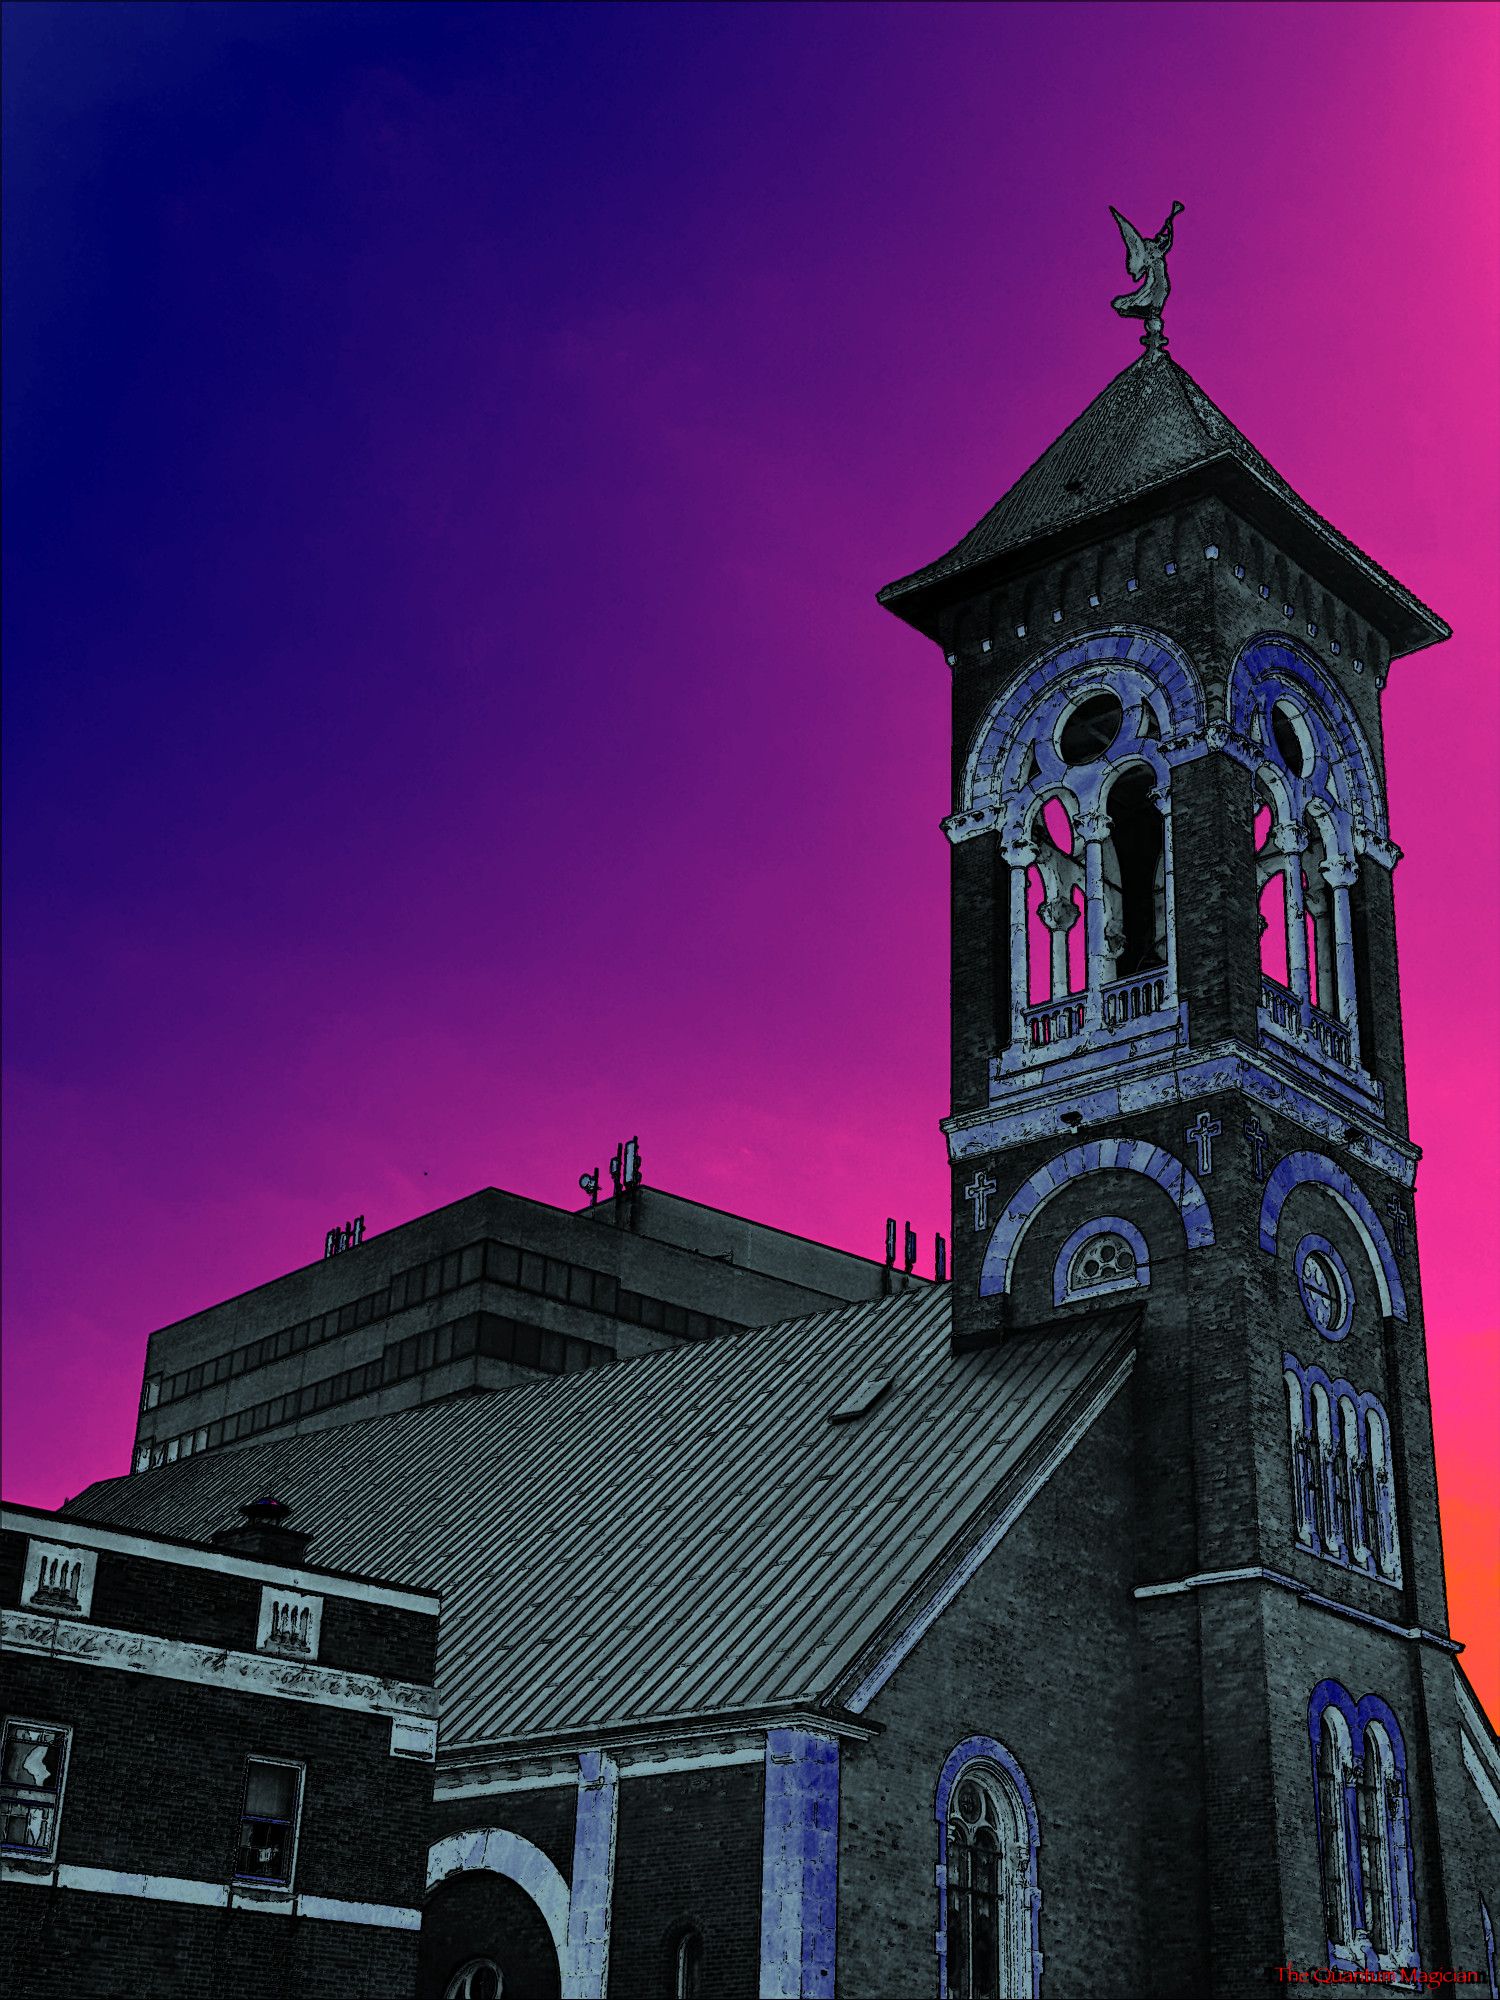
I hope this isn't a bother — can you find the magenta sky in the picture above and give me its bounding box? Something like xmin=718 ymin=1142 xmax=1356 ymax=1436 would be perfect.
xmin=3 ymin=1 xmax=1497 ymax=1714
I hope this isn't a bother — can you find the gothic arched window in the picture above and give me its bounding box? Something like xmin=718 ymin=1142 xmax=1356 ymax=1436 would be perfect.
xmin=1316 ymin=1706 xmax=1356 ymax=1950
xmin=1284 ymin=1356 xmax=1401 ymax=1585
xmin=1245 ymin=665 xmax=1368 ymax=1077
xmin=971 ymin=633 xmax=1193 ymax=1078
xmin=1309 ymin=1685 xmax=1419 ymax=1975
xmin=938 ymin=1743 xmax=1039 ymax=2000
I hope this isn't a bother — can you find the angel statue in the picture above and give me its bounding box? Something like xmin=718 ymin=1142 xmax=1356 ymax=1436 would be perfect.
xmin=1110 ymin=201 xmax=1185 ymax=341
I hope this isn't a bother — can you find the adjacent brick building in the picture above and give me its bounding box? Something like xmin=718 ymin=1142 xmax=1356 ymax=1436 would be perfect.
xmin=1 ymin=1497 xmax=440 ymax=1999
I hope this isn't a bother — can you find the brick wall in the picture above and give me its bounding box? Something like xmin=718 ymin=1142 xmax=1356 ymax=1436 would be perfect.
xmin=839 ymin=1392 xmax=1146 ymax=1999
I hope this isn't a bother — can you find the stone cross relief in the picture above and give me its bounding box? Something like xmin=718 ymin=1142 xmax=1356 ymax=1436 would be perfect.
xmin=965 ymin=1172 xmax=998 ymax=1232
xmin=1186 ymin=1111 xmax=1222 ymax=1175
xmin=1243 ymin=1118 xmax=1269 ymax=1181
xmin=1385 ymin=1196 xmax=1408 ymax=1258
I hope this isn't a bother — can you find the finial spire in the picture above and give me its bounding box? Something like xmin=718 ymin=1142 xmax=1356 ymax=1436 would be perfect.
xmin=1109 ymin=201 xmax=1184 ymax=356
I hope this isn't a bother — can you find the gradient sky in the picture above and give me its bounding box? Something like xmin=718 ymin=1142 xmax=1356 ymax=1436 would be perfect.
xmin=3 ymin=2 xmax=1497 ymax=1716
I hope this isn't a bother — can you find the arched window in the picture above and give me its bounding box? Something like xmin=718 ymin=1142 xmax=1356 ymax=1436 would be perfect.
xmin=1248 ymin=673 xmax=1365 ymax=1074
xmin=672 ymin=1927 xmax=704 ymax=2000
xmin=1310 ymin=1382 xmax=1340 ymax=1557
xmin=1309 ymin=1684 xmax=1420 ymax=1974
xmin=1053 ymin=1217 xmax=1150 ymax=1307
xmin=939 ymin=1751 xmax=1037 ymax=2000
xmin=1102 ymin=766 xmax=1166 ymax=979
xmin=444 ymin=1962 xmax=502 ymax=2000
xmin=1316 ymin=1706 xmax=1355 ymax=1949
xmin=975 ymin=635 xmax=1193 ymax=1075
xmin=1284 ymin=1356 xmax=1401 ymax=1584
xmin=1359 ymin=1725 xmax=1396 ymax=1955
xmin=1367 ymin=1407 xmax=1400 ymax=1581
xmin=1285 ymin=1368 xmax=1316 ymax=1546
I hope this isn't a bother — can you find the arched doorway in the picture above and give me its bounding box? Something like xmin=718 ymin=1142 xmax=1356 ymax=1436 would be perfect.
xmin=419 ymin=1829 xmax=566 ymax=2000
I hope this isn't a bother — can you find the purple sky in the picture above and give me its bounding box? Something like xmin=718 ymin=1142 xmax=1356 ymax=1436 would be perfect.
xmin=3 ymin=1 xmax=1497 ymax=1712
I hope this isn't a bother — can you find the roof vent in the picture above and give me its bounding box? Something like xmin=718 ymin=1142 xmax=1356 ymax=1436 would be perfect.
xmin=828 ymin=1378 xmax=894 ymax=1426
xmin=210 ymin=1495 xmax=314 ymax=1567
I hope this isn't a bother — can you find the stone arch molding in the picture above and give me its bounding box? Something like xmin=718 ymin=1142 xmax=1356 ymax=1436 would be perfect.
xmin=980 ymin=1138 xmax=1213 ymax=1297
xmin=1227 ymin=636 xmax=1390 ymax=852
xmin=1259 ymin=1152 xmax=1408 ymax=1322
xmin=427 ymin=1826 xmax=571 ymax=1962
xmin=952 ymin=627 xmax=1207 ymax=841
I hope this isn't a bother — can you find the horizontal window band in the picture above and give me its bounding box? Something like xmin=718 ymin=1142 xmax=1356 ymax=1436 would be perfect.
xmin=146 ymin=1236 xmax=751 ymax=1415
xmin=0 ymin=1860 xmax=419 ymax=1928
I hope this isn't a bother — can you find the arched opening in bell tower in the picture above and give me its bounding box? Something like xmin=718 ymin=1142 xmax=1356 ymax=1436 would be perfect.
xmin=1101 ymin=766 xmax=1166 ymax=978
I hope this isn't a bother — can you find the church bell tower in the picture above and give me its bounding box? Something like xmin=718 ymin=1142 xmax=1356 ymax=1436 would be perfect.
xmin=877 ymin=209 xmax=1494 ymax=1993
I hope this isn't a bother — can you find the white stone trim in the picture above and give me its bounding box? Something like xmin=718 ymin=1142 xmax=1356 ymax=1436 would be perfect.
xmin=945 ymin=1040 xmax=1416 ymax=1188
xmin=297 ymin=1891 xmax=422 ymax=1929
xmin=845 ymin=1350 xmax=1135 ymax=1712
xmin=1461 ymin=1734 xmax=1500 ymax=1837
xmin=427 ymin=1827 xmax=570 ymax=1960
xmin=1133 ymin=1568 xmax=1460 ymax=1649
xmin=256 ymin=1585 xmax=323 ymax=1661
xmin=1455 ymin=1669 xmax=1500 ymax=1822
xmin=436 ymin=1744 xmax=763 ymax=1800
xmin=0 ymin=1860 xmax=419 ymax=1927
xmin=1 ymin=1507 xmax=439 ymax=1613
xmin=1 ymin=1610 xmax=437 ymax=1721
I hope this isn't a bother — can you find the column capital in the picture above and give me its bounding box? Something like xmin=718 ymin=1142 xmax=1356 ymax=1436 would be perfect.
xmin=1321 ymin=858 xmax=1360 ymax=890
xmin=1272 ymin=824 xmax=1308 ymax=857
xmin=1075 ymin=809 xmax=1111 ymax=844
xmin=1039 ymin=897 xmax=1079 ymax=933
xmin=1001 ymin=838 xmax=1038 ymax=869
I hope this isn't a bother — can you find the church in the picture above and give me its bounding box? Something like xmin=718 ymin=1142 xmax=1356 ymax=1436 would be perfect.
xmin=4 ymin=216 xmax=1498 ymax=2000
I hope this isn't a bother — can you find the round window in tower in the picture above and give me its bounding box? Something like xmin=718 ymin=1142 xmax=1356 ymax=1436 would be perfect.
xmin=1294 ymin=1234 xmax=1354 ymax=1340
xmin=1058 ymin=691 xmax=1124 ymax=764
xmin=1054 ymin=1217 xmax=1151 ymax=1306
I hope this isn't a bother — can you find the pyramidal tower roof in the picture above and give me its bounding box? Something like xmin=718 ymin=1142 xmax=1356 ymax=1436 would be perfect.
xmin=878 ymin=349 xmax=1448 ymax=659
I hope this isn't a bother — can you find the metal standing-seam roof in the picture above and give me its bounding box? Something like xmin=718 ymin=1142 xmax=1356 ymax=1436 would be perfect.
xmin=66 ymin=1289 xmax=1136 ymax=1750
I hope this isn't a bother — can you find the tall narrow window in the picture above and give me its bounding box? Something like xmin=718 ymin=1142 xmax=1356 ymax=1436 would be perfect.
xmin=674 ymin=1928 xmax=705 ymax=2000
xmin=1367 ymin=1408 xmax=1400 ymax=1581
xmin=1102 ymin=767 xmax=1166 ymax=978
xmin=235 ymin=1759 xmax=303 ymax=1888
xmin=1 ymin=1720 xmax=71 ymax=1864
xmin=1285 ymin=1370 xmax=1315 ymax=1546
xmin=1316 ymin=1710 xmax=1354 ymax=1949
xmin=1359 ymin=1726 xmax=1396 ymax=1955
xmin=943 ymin=1759 xmax=1034 ymax=1999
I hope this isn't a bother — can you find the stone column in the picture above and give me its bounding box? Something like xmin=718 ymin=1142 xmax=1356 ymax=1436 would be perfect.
xmin=759 ymin=1729 xmax=840 ymax=1999
xmin=1274 ymin=825 xmax=1310 ymax=1018
xmin=1323 ymin=858 xmax=1361 ymax=1063
xmin=1002 ymin=837 xmax=1037 ymax=1047
xmin=1038 ymin=896 xmax=1079 ymax=1001
xmin=1076 ymin=808 xmax=1112 ymax=1031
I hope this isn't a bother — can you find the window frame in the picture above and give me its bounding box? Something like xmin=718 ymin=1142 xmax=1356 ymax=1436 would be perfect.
xmin=0 ymin=1716 xmax=73 ymax=1866
xmin=233 ymin=1756 xmax=306 ymax=1893
xmin=1052 ymin=1215 xmax=1151 ymax=1307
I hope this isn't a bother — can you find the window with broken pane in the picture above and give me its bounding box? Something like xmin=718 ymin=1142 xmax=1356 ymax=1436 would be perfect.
xmin=234 ymin=1758 xmax=302 ymax=1887
xmin=1 ymin=1719 xmax=71 ymax=1862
